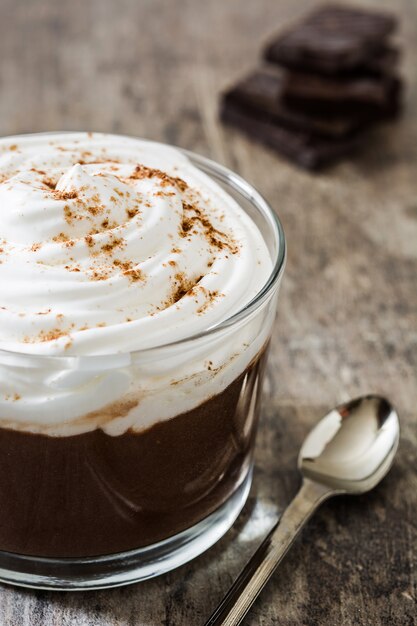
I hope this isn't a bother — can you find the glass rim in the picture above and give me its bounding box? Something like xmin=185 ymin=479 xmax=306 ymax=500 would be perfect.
xmin=0 ymin=138 xmax=286 ymax=367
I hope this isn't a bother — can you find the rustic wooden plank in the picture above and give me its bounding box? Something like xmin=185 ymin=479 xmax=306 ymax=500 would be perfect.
xmin=0 ymin=0 xmax=415 ymax=624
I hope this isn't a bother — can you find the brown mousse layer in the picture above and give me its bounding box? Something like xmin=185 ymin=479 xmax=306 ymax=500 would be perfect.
xmin=0 ymin=350 xmax=268 ymax=558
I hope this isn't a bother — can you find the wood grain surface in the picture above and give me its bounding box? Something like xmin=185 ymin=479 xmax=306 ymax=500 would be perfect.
xmin=0 ymin=0 xmax=416 ymax=624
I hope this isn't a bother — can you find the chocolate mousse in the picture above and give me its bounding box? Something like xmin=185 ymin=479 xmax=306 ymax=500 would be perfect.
xmin=0 ymin=133 xmax=277 ymax=564
xmin=0 ymin=349 xmax=268 ymax=557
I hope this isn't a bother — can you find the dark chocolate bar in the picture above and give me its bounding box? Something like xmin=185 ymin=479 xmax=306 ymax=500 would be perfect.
xmin=222 ymin=69 xmax=375 ymax=138
xmin=220 ymin=98 xmax=360 ymax=171
xmin=283 ymin=71 xmax=402 ymax=114
xmin=264 ymin=4 xmax=397 ymax=74
xmin=363 ymin=46 xmax=400 ymax=77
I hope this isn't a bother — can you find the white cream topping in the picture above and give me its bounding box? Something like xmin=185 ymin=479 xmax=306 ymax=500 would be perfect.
xmin=0 ymin=133 xmax=276 ymax=435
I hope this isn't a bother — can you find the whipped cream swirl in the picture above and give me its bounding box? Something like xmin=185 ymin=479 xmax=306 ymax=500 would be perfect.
xmin=0 ymin=133 xmax=278 ymax=436
xmin=0 ymin=133 xmax=271 ymax=355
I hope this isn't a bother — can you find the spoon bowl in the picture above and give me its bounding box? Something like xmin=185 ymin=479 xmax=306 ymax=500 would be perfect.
xmin=299 ymin=395 xmax=400 ymax=494
xmin=206 ymin=394 xmax=400 ymax=626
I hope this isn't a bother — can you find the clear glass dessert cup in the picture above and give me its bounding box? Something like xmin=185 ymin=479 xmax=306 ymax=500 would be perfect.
xmin=0 ymin=147 xmax=286 ymax=590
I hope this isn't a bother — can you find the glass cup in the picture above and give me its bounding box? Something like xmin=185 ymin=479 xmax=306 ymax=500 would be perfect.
xmin=0 ymin=147 xmax=286 ymax=590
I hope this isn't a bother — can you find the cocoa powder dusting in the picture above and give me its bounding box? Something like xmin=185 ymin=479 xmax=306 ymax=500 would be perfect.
xmin=24 ymin=328 xmax=70 ymax=343
xmin=126 ymin=207 xmax=139 ymax=219
xmin=63 ymin=205 xmax=79 ymax=224
xmin=130 ymin=164 xmax=188 ymax=192
xmin=90 ymin=269 xmax=111 ymax=281
xmin=197 ymin=289 xmax=222 ymax=315
xmin=181 ymin=203 xmax=238 ymax=254
xmin=123 ymin=268 xmax=143 ymax=282
xmin=52 ymin=232 xmax=70 ymax=243
xmin=112 ymin=259 xmax=144 ymax=283
xmin=168 ymin=273 xmax=203 ymax=306
xmin=53 ymin=189 xmax=77 ymax=200
xmin=100 ymin=238 xmax=124 ymax=254
xmin=43 ymin=177 xmax=57 ymax=190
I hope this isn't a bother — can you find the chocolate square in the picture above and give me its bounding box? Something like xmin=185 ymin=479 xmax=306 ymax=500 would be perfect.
xmin=362 ymin=46 xmax=400 ymax=77
xmin=282 ymin=70 xmax=402 ymax=115
xmin=220 ymin=98 xmax=360 ymax=171
xmin=222 ymin=68 xmax=376 ymax=138
xmin=264 ymin=4 xmax=397 ymax=74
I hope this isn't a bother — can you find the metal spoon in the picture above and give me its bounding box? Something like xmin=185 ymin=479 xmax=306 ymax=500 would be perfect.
xmin=205 ymin=395 xmax=400 ymax=626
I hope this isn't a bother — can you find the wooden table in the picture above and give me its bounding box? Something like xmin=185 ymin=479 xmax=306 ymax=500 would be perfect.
xmin=0 ymin=0 xmax=415 ymax=624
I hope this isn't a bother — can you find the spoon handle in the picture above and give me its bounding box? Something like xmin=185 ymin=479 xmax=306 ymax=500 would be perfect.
xmin=204 ymin=479 xmax=333 ymax=626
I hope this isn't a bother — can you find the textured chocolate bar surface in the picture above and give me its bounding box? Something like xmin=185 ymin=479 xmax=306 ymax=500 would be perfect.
xmin=363 ymin=46 xmax=400 ymax=77
xmin=283 ymin=71 xmax=402 ymax=114
xmin=264 ymin=4 xmax=397 ymax=74
xmin=220 ymin=98 xmax=359 ymax=170
xmin=222 ymin=69 xmax=375 ymax=138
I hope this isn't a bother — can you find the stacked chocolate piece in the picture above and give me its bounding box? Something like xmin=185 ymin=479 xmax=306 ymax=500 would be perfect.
xmin=220 ymin=4 xmax=402 ymax=170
